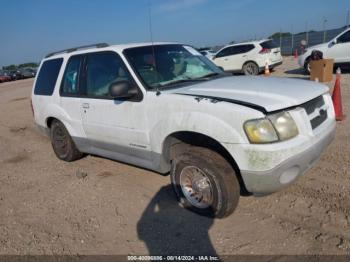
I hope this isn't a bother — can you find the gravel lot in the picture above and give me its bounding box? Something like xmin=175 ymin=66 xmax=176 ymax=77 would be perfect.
xmin=0 ymin=57 xmax=349 ymax=256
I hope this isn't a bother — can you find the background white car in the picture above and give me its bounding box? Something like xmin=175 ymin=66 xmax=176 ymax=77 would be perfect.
xmin=211 ymin=39 xmax=283 ymax=75
xmin=299 ymin=28 xmax=350 ymax=73
xmin=199 ymin=49 xmax=216 ymax=59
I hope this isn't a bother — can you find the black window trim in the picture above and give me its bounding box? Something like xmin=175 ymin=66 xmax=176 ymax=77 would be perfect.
xmin=59 ymin=50 xmax=143 ymax=102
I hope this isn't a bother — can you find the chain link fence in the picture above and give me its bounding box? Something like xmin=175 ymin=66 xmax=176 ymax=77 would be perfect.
xmin=271 ymin=27 xmax=347 ymax=56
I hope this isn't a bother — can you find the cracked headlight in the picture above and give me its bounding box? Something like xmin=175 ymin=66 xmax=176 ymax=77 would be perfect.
xmin=244 ymin=112 xmax=298 ymax=144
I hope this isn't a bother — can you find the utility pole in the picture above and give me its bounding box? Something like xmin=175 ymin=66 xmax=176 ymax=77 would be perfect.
xmin=291 ymin=25 xmax=294 ymax=55
xmin=323 ymin=17 xmax=327 ymax=43
xmin=347 ymin=10 xmax=350 ymax=28
xmin=279 ymin=28 xmax=282 ymax=48
xmin=305 ymin=21 xmax=309 ymax=47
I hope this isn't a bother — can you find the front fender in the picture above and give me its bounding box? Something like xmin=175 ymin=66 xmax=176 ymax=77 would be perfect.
xmin=150 ymin=111 xmax=246 ymax=154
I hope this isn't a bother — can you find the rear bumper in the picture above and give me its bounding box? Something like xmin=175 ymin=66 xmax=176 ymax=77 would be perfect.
xmin=259 ymin=61 xmax=282 ymax=71
xmin=240 ymin=122 xmax=335 ymax=195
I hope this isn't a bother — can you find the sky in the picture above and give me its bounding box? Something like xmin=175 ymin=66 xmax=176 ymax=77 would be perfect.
xmin=0 ymin=0 xmax=349 ymax=66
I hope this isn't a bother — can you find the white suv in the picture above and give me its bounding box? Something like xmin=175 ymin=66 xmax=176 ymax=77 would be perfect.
xmin=32 ymin=42 xmax=335 ymax=218
xmin=212 ymin=40 xmax=283 ymax=75
xmin=299 ymin=28 xmax=350 ymax=73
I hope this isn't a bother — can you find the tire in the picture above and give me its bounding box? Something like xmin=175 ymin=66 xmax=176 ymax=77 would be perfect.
xmin=50 ymin=120 xmax=83 ymax=162
xmin=170 ymin=146 xmax=240 ymax=218
xmin=242 ymin=62 xmax=259 ymax=75
xmin=304 ymin=57 xmax=311 ymax=74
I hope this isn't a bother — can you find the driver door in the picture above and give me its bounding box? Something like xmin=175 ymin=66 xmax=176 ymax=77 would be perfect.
xmin=79 ymin=51 xmax=151 ymax=159
xmin=327 ymin=30 xmax=350 ymax=63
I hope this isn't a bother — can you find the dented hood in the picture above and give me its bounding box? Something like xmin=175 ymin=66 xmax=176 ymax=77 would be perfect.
xmin=171 ymin=76 xmax=329 ymax=112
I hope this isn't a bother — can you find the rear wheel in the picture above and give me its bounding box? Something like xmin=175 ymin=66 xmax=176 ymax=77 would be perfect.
xmin=50 ymin=120 xmax=83 ymax=162
xmin=243 ymin=62 xmax=259 ymax=75
xmin=170 ymin=146 xmax=240 ymax=218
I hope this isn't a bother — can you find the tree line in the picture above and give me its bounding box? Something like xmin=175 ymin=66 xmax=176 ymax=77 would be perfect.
xmin=2 ymin=62 xmax=39 ymax=71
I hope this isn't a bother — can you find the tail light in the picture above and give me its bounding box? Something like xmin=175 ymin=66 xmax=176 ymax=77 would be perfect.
xmin=30 ymin=99 xmax=34 ymax=117
xmin=259 ymin=48 xmax=271 ymax=54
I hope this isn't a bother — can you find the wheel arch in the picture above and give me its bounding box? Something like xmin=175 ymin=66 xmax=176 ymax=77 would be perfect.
xmin=46 ymin=116 xmax=57 ymax=128
xmin=242 ymin=60 xmax=260 ymax=74
xmin=162 ymin=131 xmax=250 ymax=195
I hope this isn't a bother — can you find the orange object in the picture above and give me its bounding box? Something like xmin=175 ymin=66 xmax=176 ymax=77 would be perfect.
xmin=294 ymin=49 xmax=298 ymax=59
xmin=332 ymin=68 xmax=345 ymax=121
xmin=264 ymin=62 xmax=270 ymax=76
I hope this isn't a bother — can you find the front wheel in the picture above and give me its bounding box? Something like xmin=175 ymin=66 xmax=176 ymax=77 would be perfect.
xmin=170 ymin=146 xmax=240 ymax=218
xmin=242 ymin=62 xmax=259 ymax=75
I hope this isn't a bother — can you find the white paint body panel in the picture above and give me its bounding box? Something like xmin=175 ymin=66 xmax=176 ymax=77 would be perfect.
xmin=298 ymin=28 xmax=350 ymax=67
xmin=212 ymin=40 xmax=283 ymax=72
xmin=31 ymin=42 xmax=335 ymax=194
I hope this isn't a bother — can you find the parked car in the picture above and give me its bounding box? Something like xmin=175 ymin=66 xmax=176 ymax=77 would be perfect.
xmin=212 ymin=39 xmax=283 ymax=75
xmin=0 ymin=71 xmax=11 ymax=83
xmin=2 ymin=70 xmax=22 ymax=81
xmin=199 ymin=49 xmax=216 ymax=59
xmin=9 ymin=70 xmax=24 ymax=80
xmin=299 ymin=28 xmax=350 ymax=73
xmin=19 ymin=68 xmax=36 ymax=78
xmin=32 ymin=42 xmax=335 ymax=218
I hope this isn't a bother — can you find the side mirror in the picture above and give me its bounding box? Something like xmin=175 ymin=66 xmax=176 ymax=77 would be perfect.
xmin=329 ymin=39 xmax=337 ymax=48
xmin=109 ymin=80 xmax=138 ymax=99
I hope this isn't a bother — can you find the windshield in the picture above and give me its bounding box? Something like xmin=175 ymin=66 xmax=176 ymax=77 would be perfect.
xmin=123 ymin=44 xmax=224 ymax=90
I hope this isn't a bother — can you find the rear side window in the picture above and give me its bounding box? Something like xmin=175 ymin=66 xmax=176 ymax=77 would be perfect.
xmin=260 ymin=40 xmax=278 ymax=49
xmin=241 ymin=44 xmax=255 ymax=53
xmin=34 ymin=58 xmax=63 ymax=96
xmin=233 ymin=45 xmax=255 ymax=54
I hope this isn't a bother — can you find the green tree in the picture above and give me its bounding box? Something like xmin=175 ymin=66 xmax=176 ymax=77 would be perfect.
xmin=2 ymin=65 xmax=17 ymax=70
xmin=18 ymin=62 xmax=39 ymax=68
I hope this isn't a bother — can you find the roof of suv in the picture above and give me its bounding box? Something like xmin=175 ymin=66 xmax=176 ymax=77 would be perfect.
xmin=44 ymin=42 xmax=179 ymax=60
xmin=225 ymin=39 xmax=271 ymax=48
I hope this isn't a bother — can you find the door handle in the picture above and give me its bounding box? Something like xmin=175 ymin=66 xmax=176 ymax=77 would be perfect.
xmin=243 ymin=55 xmax=247 ymax=57
xmin=82 ymin=103 xmax=90 ymax=109
xmin=224 ymin=58 xmax=229 ymax=61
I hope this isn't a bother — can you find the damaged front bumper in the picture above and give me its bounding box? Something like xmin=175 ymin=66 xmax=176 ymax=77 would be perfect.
xmin=239 ymin=122 xmax=335 ymax=194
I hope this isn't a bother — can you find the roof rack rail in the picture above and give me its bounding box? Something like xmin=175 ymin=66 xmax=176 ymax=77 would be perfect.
xmin=45 ymin=43 xmax=109 ymax=58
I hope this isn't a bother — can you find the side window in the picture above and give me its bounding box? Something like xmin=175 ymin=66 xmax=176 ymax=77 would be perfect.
xmin=337 ymin=30 xmax=350 ymax=43
xmin=216 ymin=47 xmax=232 ymax=58
xmin=230 ymin=46 xmax=242 ymax=55
xmin=232 ymin=45 xmax=254 ymax=54
xmin=61 ymin=55 xmax=82 ymax=96
xmin=34 ymin=58 xmax=63 ymax=96
xmin=86 ymin=52 xmax=133 ymax=98
xmin=243 ymin=44 xmax=255 ymax=53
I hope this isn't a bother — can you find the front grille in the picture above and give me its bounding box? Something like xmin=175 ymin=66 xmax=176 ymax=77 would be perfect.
xmin=300 ymin=95 xmax=327 ymax=129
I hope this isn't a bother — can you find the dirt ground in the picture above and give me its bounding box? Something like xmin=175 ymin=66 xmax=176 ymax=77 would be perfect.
xmin=0 ymin=57 xmax=349 ymax=256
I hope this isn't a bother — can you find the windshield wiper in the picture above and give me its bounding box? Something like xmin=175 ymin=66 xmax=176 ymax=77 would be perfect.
xmin=151 ymin=73 xmax=223 ymax=90
xmin=160 ymin=78 xmax=204 ymax=87
xmin=196 ymin=72 xmax=220 ymax=79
